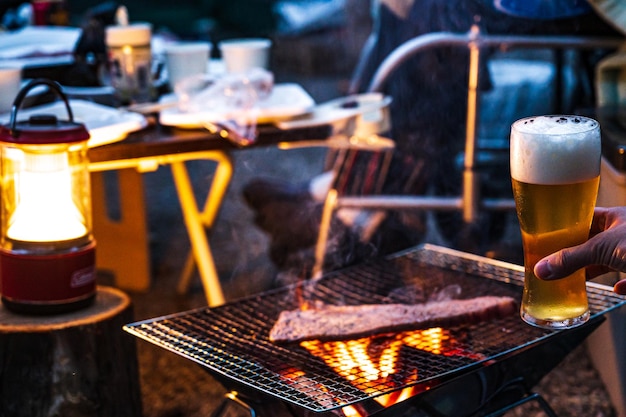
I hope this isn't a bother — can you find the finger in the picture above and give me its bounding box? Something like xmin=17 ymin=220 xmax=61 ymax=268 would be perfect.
xmin=589 ymin=207 xmax=610 ymax=235
xmin=614 ymin=278 xmax=626 ymax=295
xmin=534 ymin=243 xmax=596 ymax=280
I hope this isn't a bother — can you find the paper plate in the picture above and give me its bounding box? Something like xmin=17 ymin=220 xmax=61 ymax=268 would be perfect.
xmin=158 ymin=83 xmax=315 ymax=128
xmin=276 ymin=93 xmax=391 ymax=129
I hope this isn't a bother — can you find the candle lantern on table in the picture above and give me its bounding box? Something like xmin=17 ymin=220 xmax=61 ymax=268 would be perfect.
xmin=0 ymin=79 xmax=96 ymax=314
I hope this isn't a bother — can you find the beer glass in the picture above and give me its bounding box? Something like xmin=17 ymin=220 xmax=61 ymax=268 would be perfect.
xmin=510 ymin=115 xmax=601 ymax=329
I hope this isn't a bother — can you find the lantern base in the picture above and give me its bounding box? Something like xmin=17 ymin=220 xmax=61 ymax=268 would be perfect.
xmin=0 ymin=241 xmax=96 ymax=315
xmin=1 ymin=293 xmax=96 ymax=315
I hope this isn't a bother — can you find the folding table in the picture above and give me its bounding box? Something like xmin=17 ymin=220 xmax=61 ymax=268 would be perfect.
xmin=87 ymin=122 xmax=332 ymax=306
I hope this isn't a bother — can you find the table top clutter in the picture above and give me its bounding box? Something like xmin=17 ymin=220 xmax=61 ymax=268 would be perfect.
xmin=0 ymin=25 xmax=381 ymax=150
xmin=0 ymin=20 xmax=393 ymax=308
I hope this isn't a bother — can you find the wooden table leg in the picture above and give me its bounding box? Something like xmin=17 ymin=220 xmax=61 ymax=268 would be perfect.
xmin=170 ymin=154 xmax=232 ymax=306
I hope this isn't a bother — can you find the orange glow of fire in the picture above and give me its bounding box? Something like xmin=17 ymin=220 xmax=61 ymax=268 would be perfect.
xmin=341 ymin=405 xmax=361 ymax=416
xmin=296 ymin=327 xmax=467 ymax=416
xmin=278 ymin=326 xmax=483 ymax=417
xmin=301 ymin=337 xmax=407 ymax=383
xmin=374 ymin=385 xmax=422 ymax=408
xmin=300 ymin=328 xmax=449 ymax=387
xmin=282 ymin=368 xmax=306 ymax=379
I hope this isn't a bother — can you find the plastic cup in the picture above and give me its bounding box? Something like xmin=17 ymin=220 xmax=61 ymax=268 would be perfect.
xmin=219 ymin=38 xmax=271 ymax=73
xmin=164 ymin=41 xmax=211 ymax=89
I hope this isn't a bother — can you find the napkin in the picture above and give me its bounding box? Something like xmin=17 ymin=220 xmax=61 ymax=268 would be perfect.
xmin=0 ymin=26 xmax=81 ymax=60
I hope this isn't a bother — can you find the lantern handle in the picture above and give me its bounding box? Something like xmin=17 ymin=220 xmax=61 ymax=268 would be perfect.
xmin=9 ymin=78 xmax=75 ymax=134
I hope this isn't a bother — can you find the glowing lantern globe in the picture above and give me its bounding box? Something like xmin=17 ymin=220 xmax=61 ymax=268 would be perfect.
xmin=0 ymin=79 xmax=96 ymax=314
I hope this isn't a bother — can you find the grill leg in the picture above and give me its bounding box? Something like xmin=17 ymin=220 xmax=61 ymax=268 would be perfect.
xmin=483 ymin=392 xmax=559 ymax=417
xmin=210 ymin=391 xmax=257 ymax=417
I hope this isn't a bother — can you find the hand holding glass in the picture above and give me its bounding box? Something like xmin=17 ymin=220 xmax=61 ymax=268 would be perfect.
xmin=510 ymin=115 xmax=601 ymax=329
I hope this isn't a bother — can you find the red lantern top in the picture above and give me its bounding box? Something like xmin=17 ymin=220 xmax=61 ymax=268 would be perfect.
xmin=0 ymin=78 xmax=89 ymax=145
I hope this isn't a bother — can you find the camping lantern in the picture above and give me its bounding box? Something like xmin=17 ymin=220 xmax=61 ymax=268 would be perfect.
xmin=0 ymin=79 xmax=96 ymax=314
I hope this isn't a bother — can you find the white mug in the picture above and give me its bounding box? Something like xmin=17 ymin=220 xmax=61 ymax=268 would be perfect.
xmin=164 ymin=41 xmax=211 ymax=89
xmin=219 ymin=38 xmax=271 ymax=73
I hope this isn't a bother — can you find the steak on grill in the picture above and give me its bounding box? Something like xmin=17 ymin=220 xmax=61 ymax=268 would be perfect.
xmin=269 ymin=296 xmax=517 ymax=342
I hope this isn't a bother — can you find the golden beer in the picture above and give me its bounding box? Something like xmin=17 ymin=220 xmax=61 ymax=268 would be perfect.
xmin=510 ymin=115 xmax=600 ymax=329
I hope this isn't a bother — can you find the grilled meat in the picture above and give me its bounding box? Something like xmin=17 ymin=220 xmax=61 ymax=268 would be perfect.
xmin=269 ymin=296 xmax=517 ymax=342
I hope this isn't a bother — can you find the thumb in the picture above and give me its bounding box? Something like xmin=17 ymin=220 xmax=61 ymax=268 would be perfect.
xmin=534 ymin=243 xmax=595 ymax=280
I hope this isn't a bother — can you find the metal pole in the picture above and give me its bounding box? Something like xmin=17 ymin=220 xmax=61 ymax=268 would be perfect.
xmin=463 ymin=25 xmax=481 ymax=225
xmin=367 ymin=31 xmax=623 ymax=93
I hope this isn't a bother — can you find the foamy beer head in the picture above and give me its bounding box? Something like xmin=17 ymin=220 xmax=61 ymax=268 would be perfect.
xmin=510 ymin=115 xmax=601 ymax=185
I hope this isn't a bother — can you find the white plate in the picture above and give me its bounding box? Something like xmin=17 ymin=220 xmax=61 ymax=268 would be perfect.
xmin=158 ymin=83 xmax=315 ymax=128
xmin=276 ymin=93 xmax=391 ymax=129
xmin=0 ymin=99 xmax=148 ymax=148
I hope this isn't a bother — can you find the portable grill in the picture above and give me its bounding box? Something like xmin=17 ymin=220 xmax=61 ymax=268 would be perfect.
xmin=124 ymin=244 xmax=626 ymax=416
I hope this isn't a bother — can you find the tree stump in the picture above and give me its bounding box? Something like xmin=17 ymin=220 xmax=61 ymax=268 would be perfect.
xmin=0 ymin=285 xmax=142 ymax=417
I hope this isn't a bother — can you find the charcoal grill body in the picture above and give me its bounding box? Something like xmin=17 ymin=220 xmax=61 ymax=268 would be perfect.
xmin=125 ymin=244 xmax=625 ymax=416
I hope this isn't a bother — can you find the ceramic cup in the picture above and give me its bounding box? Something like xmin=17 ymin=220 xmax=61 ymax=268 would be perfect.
xmin=219 ymin=38 xmax=271 ymax=73
xmin=0 ymin=67 xmax=21 ymax=113
xmin=164 ymin=41 xmax=211 ymax=89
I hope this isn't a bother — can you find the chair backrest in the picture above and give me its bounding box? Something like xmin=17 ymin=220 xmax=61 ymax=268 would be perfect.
xmin=325 ymin=146 xmax=394 ymax=196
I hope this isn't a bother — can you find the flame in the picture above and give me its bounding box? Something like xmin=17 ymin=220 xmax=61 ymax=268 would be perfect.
xmin=300 ymin=328 xmax=454 ymax=389
xmin=375 ymin=385 xmax=421 ymax=407
xmin=403 ymin=327 xmax=446 ymax=355
xmin=342 ymin=405 xmax=364 ymax=416
xmin=282 ymin=368 xmax=306 ymax=379
xmin=301 ymin=337 xmax=407 ymax=383
xmin=279 ymin=326 xmax=484 ymax=417
xmin=296 ymin=327 xmax=471 ymax=416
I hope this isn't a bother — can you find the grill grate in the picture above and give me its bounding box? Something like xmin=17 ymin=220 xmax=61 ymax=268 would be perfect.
xmin=124 ymin=244 xmax=626 ymax=413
